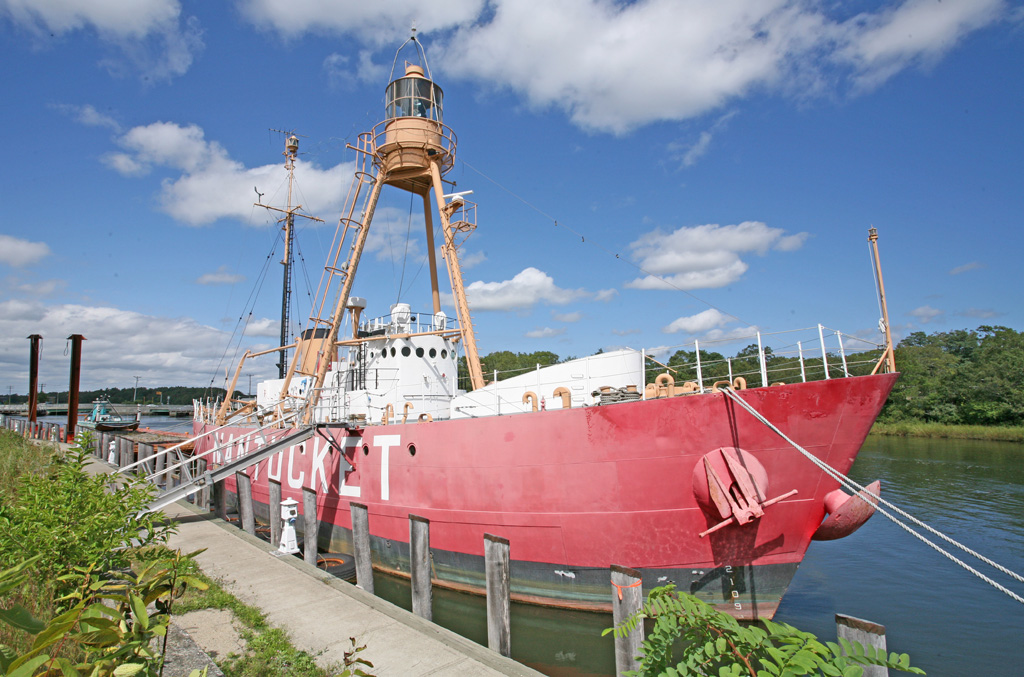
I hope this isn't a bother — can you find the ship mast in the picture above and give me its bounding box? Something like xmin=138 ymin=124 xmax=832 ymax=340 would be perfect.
xmin=869 ymin=226 xmax=896 ymax=374
xmin=260 ymin=133 xmax=324 ymax=378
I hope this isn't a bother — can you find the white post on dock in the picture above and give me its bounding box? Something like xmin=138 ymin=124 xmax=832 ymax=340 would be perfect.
xmin=236 ymin=471 xmax=256 ymax=536
xmin=409 ymin=514 xmax=432 ymax=621
xmin=350 ymin=502 xmax=374 ymax=594
xmin=484 ymin=533 xmax=512 ymax=657
xmin=611 ymin=565 xmax=644 ymax=677
xmin=269 ymin=480 xmax=283 ymax=546
xmin=836 ymin=614 xmax=888 ymax=677
xmin=302 ymin=486 xmax=318 ymax=567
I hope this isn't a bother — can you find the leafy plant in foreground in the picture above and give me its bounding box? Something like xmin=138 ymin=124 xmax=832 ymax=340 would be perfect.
xmin=0 ymin=433 xmax=176 ymax=600
xmin=605 ymin=585 xmax=925 ymax=676
xmin=0 ymin=549 xmax=209 ymax=676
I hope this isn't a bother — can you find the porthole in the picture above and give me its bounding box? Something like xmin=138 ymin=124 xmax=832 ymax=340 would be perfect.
xmin=390 ymin=347 xmax=396 ymax=357
xmin=429 ymin=348 xmax=437 ymax=358
xmin=362 ymin=444 xmax=370 ymax=456
xmin=401 ymin=346 xmax=411 ymax=357
xmin=408 ymin=443 xmax=417 ymax=456
xmin=416 ymin=347 xmax=424 ymax=357
xmin=441 ymin=349 xmax=448 ymax=358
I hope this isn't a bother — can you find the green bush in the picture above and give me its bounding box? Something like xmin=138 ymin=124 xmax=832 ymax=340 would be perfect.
xmin=606 ymin=585 xmax=924 ymax=676
xmin=0 ymin=433 xmax=176 ymax=600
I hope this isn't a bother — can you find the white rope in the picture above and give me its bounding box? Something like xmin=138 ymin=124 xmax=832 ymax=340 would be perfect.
xmin=720 ymin=387 xmax=1024 ymax=605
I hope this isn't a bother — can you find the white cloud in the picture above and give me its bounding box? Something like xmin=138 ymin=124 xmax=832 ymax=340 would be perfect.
xmin=626 ymin=221 xmax=807 ymax=290
xmin=950 ymin=261 xmax=984 ymax=275
xmin=323 ymin=50 xmax=387 ymax=88
xmin=104 ymin=122 xmax=352 ymax=225
xmin=663 ymin=308 xmax=731 ymax=335
xmin=459 ymin=250 xmax=487 ymax=269
xmin=958 ymin=308 xmax=1000 ymax=319
xmin=0 ymin=300 xmax=278 ymax=389
xmin=552 ymin=311 xmax=583 ymax=323
xmin=435 ymin=1 xmax=1004 ymax=133
xmin=52 ymin=103 xmax=122 ymax=131
xmin=908 ymin=305 xmax=944 ymax=324
xmin=1 ymin=0 xmax=204 ymax=80
xmin=525 ymin=327 xmax=565 ymax=339
xmin=238 ymin=0 xmax=485 ymax=42
xmin=244 ymin=317 xmax=281 ymax=338
xmin=0 ymin=235 xmax=51 ymax=267
xmin=594 ymin=288 xmax=618 ymax=302
xmin=465 ymin=267 xmax=587 ymax=311
xmin=670 ymin=111 xmax=738 ymax=168
xmin=196 ymin=266 xmax=245 ymax=286
xmin=836 ymin=0 xmax=1005 ymax=91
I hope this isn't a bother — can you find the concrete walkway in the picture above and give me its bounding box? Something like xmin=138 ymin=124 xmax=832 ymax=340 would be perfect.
xmin=163 ymin=499 xmax=545 ymax=677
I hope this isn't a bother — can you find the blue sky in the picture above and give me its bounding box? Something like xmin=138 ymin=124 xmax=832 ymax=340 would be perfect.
xmin=1 ymin=0 xmax=1022 ymax=393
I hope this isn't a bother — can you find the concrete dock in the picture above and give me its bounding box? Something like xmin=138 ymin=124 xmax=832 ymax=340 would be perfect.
xmin=162 ymin=498 xmax=545 ymax=676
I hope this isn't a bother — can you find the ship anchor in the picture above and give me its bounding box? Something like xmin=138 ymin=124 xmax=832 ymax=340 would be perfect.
xmin=694 ymin=447 xmax=798 ymax=538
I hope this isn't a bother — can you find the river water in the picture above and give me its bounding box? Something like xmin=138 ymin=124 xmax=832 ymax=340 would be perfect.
xmin=29 ymin=418 xmax=1024 ymax=674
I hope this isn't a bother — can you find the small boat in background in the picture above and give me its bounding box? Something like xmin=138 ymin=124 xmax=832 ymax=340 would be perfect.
xmin=79 ymin=398 xmax=140 ymax=432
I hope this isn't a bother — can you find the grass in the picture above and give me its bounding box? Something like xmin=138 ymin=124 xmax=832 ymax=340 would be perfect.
xmin=871 ymin=421 xmax=1024 ymax=443
xmin=174 ymin=561 xmax=340 ymax=677
xmin=0 ymin=428 xmax=55 ymax=499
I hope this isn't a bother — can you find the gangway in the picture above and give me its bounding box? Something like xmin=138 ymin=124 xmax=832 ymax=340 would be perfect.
xmin=115 ymin=406 xmax=319 ymax=514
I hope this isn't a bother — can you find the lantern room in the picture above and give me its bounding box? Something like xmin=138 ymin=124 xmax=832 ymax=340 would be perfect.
xmin=385 ymin=64 xmax=443 ymax=122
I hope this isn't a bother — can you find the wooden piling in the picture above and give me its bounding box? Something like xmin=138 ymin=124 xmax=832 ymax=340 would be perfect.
xmin=236 ymin=472 xmax=255 ymax=536
xmin=138 ymin=443 xmax=154 ymax=476
xmin=302 ymin=487 xmax=318 ymax=567
xmin=611 ymin=565 xmax=644 ymax=677
xmin=196 ymin=458 xmax=210 ymax=509
xmin=351 ymin=502 xmax=373 ymax=594
xmin=409 ymin=514 xmax=432 ymax=621
xmin=484 ymin=533 xmax=512 ymax=657
xmin=154 ymin=446 xmax=167 ymax=488
xmin=269 ymin=479 xmax=282 ymax=546
xmin=212 ymin=477 xmax=228 ymax=519
xmin=836 ymin=614 xmax=888 ymax=677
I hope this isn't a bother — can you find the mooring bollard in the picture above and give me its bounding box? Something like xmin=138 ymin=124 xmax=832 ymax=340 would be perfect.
xmin=484 ymin=533 xmax=512 ymax=657
xmin=410 ymin=514 xmax=432 ymax=621
xmin=302 ymin=487 xmax=318 ymax=567
xmin=351 ymin=502 xmax=374 ymax=594
xmin=836 ymin=614 xmax=888 ymax=677
xmin=236 ymin=472 xmax=255 ymax=536
xmin=269 ymin=479 xmax=282 ymax=546
xmin=611 ymin=565 xmax=644 ymax=677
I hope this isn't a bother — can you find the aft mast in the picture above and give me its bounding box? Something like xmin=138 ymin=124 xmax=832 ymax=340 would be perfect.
xmin=257 ymin=133 xmax=325 ymax=378
xmin=293 ymin=32 xmax=486 ymax=420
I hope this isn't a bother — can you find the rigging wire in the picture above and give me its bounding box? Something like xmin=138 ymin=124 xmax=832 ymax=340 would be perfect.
xmin=720 ymin=387 xmax=1024 ymax=606
xmin=458 ymin=157 xmax=753 ymax=330
xmin=396 ymin=191 xmax=416 ymax=304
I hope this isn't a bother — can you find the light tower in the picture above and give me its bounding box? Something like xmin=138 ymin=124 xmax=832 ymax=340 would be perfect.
xmin=287 ymin=33 xmax=486 ymax=418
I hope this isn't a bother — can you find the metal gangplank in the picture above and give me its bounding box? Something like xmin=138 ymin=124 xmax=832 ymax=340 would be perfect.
xmin=115 ymin=409 xmax=316 ymax=514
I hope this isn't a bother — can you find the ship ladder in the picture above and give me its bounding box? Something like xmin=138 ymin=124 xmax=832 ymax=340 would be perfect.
xmin=719 ymin=386 xmax=1024 ymax=606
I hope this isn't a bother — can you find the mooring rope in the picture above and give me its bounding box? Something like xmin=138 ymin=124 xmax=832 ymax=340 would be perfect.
xmin=719 ymin=387 xmax=1024 ymax=606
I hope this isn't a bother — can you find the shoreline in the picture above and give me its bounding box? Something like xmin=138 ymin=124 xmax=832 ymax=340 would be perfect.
xmin=869 ymin=421 xmax=1024 ymax=443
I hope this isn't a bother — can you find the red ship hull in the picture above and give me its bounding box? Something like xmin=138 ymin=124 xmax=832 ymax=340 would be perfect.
xmin=193 ymin=372 xmax=897 ymax=619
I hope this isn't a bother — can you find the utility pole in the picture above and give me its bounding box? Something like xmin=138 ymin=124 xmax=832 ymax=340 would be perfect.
xmin=133 ymin=375 xmax=141 ymax=402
